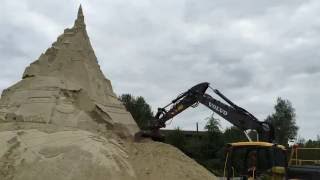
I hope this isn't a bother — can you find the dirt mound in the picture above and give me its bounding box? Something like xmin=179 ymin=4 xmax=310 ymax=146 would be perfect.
xmin=0 ymin=128 xmax=216 ymax=180
xmin=129 ymin=141 xmax=216 ymax=180
xmin=0 ymin=129 xmax=215 ymax=180
xmin=0 ymin=129 xmax=135 ymax=180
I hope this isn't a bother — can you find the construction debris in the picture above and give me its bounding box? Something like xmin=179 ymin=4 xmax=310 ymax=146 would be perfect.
xmin=0 ymin=6 xmax=217 ymax=180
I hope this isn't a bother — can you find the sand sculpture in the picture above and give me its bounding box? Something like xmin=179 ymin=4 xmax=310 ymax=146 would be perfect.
xmin=0 ymin=6 xmax=138 ymax=138
xmin=0 ymin=6 xmax=216 ymax=180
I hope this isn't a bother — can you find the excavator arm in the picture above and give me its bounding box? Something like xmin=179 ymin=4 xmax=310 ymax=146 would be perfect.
xmin=198 ymin=93 xmax=274 ymax=142
xmin=137 ymin=82 xmax=274 ymax=142
xmin=149 ymin=82 xmax=209 ymax=130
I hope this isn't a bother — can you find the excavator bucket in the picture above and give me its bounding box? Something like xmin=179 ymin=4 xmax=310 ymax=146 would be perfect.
xmin=134 ymin=129 xmax=165 ymax=142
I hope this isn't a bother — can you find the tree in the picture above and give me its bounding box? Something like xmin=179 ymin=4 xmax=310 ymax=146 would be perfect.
xmin=204 ymin=114 xmax=223 ymax=148
xmin=205 ymin=114 xmax=222 ymax=134
xmin=304 ymin=138 xmax=320 ymax=148
xmin=202 ymin=114 xmax=225 ymax=173
xmin=296 ymin=136 xmax=306 ymax=147
xmin=119 ymin=94 xmax=153 ymax=130
xmin=266 ymin=97 xmax=298 ymax=146
xmin=224 ymin=126 xmax=247 ymax=143
xmin=202 ymin=114 xmax=223 ymax=156
xmin=166 ymin=127 xmax=186 ymax=151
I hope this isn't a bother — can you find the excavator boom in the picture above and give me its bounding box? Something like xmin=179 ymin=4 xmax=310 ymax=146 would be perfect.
xmin=136 ymin=82 xmax=274 ymax=142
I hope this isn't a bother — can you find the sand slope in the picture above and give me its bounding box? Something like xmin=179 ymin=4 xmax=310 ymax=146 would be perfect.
xmin=129 ymin=141 xmax=216 ymax=180
xmin=0 ymin=129 xmax=135 ymax=180
xmin=0 ymin=128 xmax=216 ymax=180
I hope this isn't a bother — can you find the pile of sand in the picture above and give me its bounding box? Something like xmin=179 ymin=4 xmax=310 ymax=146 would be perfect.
xmin=0 ymin=129 xmax=215 ymax=180
xmin=0 ymin=6 xmax=216 ymax=180
xmin=129 ymin=141 xmax=215 ymax=180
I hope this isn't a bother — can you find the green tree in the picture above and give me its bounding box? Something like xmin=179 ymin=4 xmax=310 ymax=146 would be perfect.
xmin=204 ymin=114 xmax=223 ymax=149
xmin=201 ymin=114 xmax=224 ymax=170
xmin=119 ymin=94 xmax=153 ymax=130
xmin=296 ymin=136 xmax=306 ymax=147
xmin=266 ymin=97 xmax=298 ymax=146
xmin=224 ymin=126 xmax=247 ymax=143
xmin=166 ymin=127 xmax=186 ymax=151
xmin=304 ymin=139 xmax=320 ymax=148
xmin=205 ymin=114 xmax=222 ymax=134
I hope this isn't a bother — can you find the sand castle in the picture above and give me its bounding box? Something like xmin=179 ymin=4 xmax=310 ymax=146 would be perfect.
xmin=0 ymin=6 xmax=216 ymax=180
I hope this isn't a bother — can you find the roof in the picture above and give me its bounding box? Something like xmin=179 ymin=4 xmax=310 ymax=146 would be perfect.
xmin=229 ymin=141 xmax=286 ymax=150
xmin=160 ymin=129 xmax=206 ymax=135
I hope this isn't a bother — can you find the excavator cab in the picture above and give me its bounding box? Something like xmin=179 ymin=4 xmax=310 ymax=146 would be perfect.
xmin=224 ymin=142 xmax=287 ymax=180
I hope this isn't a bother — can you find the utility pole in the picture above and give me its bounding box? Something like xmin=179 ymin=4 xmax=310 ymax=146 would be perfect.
xmin=196 ymin=122 xmax=199 ymax=134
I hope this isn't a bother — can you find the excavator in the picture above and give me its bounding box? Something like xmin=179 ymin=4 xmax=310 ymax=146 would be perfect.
xmin=136 ymin=82 xmax=274 ymax=142
xmin=135 ymin=82 xmax=285 ymax=179
xmin=135 ymin=82 xmax=319 ymax=179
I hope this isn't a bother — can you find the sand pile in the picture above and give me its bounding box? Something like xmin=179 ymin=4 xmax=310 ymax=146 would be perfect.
xmin=0 ymin=6 xmax=216 ymax=180
xmin=129 ymin=142 xmax=215 ymax=180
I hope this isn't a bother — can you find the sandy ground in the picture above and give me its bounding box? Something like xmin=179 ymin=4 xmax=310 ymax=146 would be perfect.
xmin=0 ymin=128 xmax=216 ymax=180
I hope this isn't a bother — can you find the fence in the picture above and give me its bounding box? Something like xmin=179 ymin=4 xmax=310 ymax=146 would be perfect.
xmin=289 ymin=146 xmax=320 ymax=166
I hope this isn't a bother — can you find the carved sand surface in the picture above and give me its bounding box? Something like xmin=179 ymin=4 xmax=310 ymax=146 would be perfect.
xmin=0 ymin=6 xmax=216 ymax=180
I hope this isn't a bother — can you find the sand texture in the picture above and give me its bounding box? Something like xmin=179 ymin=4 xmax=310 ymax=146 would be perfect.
xmin=129 ymin=141 xmax=216 ymax=180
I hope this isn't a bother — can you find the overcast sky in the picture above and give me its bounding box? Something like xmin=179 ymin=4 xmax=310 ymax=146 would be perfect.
xmin=1 ymin=0 xmax=319 ymax=140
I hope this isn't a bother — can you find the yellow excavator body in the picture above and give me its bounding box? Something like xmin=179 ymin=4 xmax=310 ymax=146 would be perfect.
xmin=224 ymin=142 xmax=287 ymax=179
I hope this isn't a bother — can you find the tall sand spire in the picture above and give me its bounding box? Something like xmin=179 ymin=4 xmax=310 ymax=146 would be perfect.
xmin=0 ymin=5 xmax=139 ymax=137
xmin=78 ymin=5 xmax=84 ymax=18
xmin=74 ymin=5 xmax=85 ymax=29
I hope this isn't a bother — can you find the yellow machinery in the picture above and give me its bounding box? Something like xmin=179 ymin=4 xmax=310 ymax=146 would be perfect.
xmin=224 ymin=142 xmax=286 ymax=179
